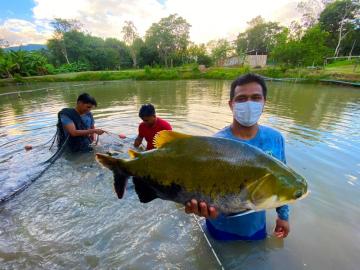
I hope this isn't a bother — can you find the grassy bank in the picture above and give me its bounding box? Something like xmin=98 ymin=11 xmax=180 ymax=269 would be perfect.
xmin=1 ymin=64 xmax=359 ymax=87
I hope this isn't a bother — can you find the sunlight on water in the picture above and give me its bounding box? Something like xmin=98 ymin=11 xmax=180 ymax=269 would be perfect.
xmin=0 ymin=80 xmax=359 ymax=269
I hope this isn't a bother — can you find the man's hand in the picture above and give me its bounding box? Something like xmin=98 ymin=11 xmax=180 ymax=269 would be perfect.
xmin=274 ymin=218 xmax=290 ymax=238
xmin=93 ymin=129 xmax=105 ymax=135
xmin=134 ymin=135 xmax=143 ymax=148
xmin=185 ymin=199 xmax=218 ymax=219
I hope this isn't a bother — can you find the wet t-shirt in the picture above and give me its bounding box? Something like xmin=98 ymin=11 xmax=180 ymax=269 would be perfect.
xmin=60 ymin=112 xmax=94 ymax=137
xmin=206 ymin=125 xmax=289 ymax=240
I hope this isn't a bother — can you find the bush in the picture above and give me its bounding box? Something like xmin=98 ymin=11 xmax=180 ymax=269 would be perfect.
xmin=45 ymin=64 xmax=56 ymax=74
xmin=261 ymin=67 xmax=283 ymax=78
xmin=54 ymin=62 xmax=90 ymax=73
xmin=197 ymin=54 xmax=213 ymax=67
xmin=144 ymin=65 xmax=151 ymax=74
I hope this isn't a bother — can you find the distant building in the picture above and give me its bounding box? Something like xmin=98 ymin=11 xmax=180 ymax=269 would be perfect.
xmin=222 ymin=51 xmax=268 ymax=68
xmin=244 ymin=54 xmax=267 ymax=68
xmin=223 ymin=56 xmax=243 ymax=66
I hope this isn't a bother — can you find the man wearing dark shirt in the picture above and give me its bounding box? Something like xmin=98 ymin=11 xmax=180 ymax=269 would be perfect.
xmin=57 ymin=93 xmax=104 ymax=152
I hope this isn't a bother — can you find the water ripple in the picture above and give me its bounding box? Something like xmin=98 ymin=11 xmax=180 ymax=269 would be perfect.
xmin=0 ymin=80 xmax=359 ymax=269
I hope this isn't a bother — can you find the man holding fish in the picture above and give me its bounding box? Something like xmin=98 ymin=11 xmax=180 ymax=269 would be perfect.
xmin=185 ymin=73 xmax=291 ymax=240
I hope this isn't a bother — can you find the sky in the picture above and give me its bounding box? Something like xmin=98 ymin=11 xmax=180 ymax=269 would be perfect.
xmin=0 ymin=0 xmax=303 ymax=46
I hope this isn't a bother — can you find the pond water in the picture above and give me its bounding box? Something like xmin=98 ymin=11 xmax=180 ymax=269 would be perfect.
xmin=0 ymin=80 xmax=359 ymax=270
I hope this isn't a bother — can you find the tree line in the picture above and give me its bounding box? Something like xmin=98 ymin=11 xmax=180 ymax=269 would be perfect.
xmin=0 ymin=0 xmax=359 ymax=79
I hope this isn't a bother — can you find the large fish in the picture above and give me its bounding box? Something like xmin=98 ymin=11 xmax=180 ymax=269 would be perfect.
xmin=96 ymin=131 xmax=308 ymax=214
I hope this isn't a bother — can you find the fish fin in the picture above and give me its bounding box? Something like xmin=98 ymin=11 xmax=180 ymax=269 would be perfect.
xmin=96 ymin=153 xmax=119 ymax=169
xmin=249 ymin=174 xmax=275 ymax=204
xmin=132 ymin=177 xmax=158 ymax=203
xmin=128 ymin=149 xmax=141 ymax=159
xmin=96 ymin=153 xmax=129 ymax=199
xmin=153 ymin=130 xmax=192 ymax=149
xmin=113 ymin=175 xmax=128 ymax=199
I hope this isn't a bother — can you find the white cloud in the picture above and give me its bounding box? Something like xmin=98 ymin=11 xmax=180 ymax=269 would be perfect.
xmin=0 ymin=0 xmax=303 ymax=46
xmin=0 ymin=19 xmax=51 ymax=45
xmin=164 ymin=0 xmax=302 ymax=43
xmin=32 ymin=0 xmax=166 ymax=39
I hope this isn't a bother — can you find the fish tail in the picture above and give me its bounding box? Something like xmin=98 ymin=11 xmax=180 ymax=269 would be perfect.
xmin=96 ymin=153 xmax=129 ymax=199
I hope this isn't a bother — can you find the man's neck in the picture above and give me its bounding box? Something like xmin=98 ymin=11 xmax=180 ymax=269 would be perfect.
xmin=146 ymin=117 xmax=157 ymax=128
xmin=231 ymin=120 xmax=259 ymax=140
xmin=75 ymin=107 xmax=83 ymax=116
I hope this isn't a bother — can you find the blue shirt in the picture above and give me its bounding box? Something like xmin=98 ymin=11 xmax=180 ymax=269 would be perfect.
xmin=207 ymin=125 xmax=289 ymax=240
xmin=60 ymin=113 xmax=94 ymax=136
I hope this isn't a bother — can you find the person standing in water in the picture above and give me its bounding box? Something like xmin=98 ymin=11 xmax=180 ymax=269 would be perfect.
xmin=185 ymin=73 xmax=290 ymax=240
xmin=134 ymin=104 xmax=172 ymax=150
xmin=57 ymin=93 xmax=105 ymax=152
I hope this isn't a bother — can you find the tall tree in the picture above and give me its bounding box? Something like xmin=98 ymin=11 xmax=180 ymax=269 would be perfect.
xmin=271 ymin=25 xmax=331 ymax=66
xmin=319 ymin=0 xmax=360 ymax=56
xmin=138 ymin=40 xmax=160 ymax=67
xmin=236 ymin=16 xmax=285 ymax=55
xmin=207 ymin=39 xmax=234 ymax=66
xmin=122 ymin=21 xmax=141 ymax=68
xmin=145 ymin=14 xmax=191 ymax=67
xmin=187 ymin=43 xmax=212 ymax=66
xmin=49 ymin=18 xmax=82 ymax=64
xmin=297 ymin=0 xmax=332 ymax=28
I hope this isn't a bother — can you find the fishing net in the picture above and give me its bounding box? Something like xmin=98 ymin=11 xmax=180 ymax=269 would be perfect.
xmin=0 ymin=130 xmax=139 ymax=203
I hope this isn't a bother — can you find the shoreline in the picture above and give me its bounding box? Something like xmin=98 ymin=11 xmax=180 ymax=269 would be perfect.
xmin=1 ymin=67 xmax=359 ymax=88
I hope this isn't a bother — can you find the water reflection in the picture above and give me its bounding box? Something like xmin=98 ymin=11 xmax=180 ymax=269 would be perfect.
xmin=0 ymin=80 xmax=359 ymax=269
xmin=267 ymin=82 xmax=360 ymax=142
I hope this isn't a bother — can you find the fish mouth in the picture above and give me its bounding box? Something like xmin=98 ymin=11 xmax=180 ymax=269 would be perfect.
xmin=297 ymin=190 xmax=310 ymax=201
xmin=280 ymin=190 xmax=310 ymax=206
xmin=254 ymin=190 xmax=310 ymax=210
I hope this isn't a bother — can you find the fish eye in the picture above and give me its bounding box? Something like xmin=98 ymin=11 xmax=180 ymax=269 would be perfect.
xmin=294 ymin=190 xmax=303 ymax=199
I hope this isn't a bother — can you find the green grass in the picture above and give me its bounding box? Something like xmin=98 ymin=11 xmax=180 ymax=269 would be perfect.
xmin=326 ymin=59 xmax=356 ymax=67
xmin=323 ymin=59 xmax=360 ymax=75
xmin=325 ymin=65 xmax=359 ymax=74
xmin=1 ymin=65 xmax=359 ymax=87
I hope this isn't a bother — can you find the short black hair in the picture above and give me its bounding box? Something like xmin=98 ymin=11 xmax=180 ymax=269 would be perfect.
xmin=230 ymin=73 xmax=267 ymax=100
xmin=77 ymin=93 xmax=97 ymax=106
xmin=139 ymin=103 xmax=156 ymax=118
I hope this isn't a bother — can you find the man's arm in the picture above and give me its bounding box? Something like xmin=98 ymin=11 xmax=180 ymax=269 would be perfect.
xmin=275 ymin=205 xmax=290 ymax=238
xmin=134 ymin=124 xmax=144 ymax=148
xmin=134 ymin=135 xmax=143 ymax=148
xmin=63 ymin=122 xmax=104 ymax=137
xmin=90 ymin=124 xmax=96 ymax=142
xmin=185 ymin=200 xmax=290 ymax=238
xmin=90 ymin=114 xmax=96 ymax=141
xmin=274 ymin=134 xmax=290 ymax=238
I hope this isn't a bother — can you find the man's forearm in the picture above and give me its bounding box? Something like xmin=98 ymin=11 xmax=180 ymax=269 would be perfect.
xmin=276 ymin=205 xmax=289 ymax=221
xmin=134 ymin=137 xmax=142 ymax=147
xmin=69 ymin=129 xmax=95 ymax=137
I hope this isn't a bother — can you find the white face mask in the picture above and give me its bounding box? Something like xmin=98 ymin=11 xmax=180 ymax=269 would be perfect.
xmin=233 ymin=101 xmax=264 ymax=127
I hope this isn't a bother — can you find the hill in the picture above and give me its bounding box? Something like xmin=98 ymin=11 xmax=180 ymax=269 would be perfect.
xmin=4 ymin=44 xmax=47 ymax=51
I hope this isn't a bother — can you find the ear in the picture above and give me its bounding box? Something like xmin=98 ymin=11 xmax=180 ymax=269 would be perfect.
xmin=228 ymin=100 xmax=233 ymax=111
xmin=262 ymin=100 xmax=266 ymax=112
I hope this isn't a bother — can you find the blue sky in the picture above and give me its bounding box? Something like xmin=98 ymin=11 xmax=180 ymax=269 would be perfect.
xmin=0 ymin=0 xmax=302 ymax=46
xmin=0 ymin=0 xmax=166 ymax=22
xmin=0 ymin=0 xmax=35 ymax=22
